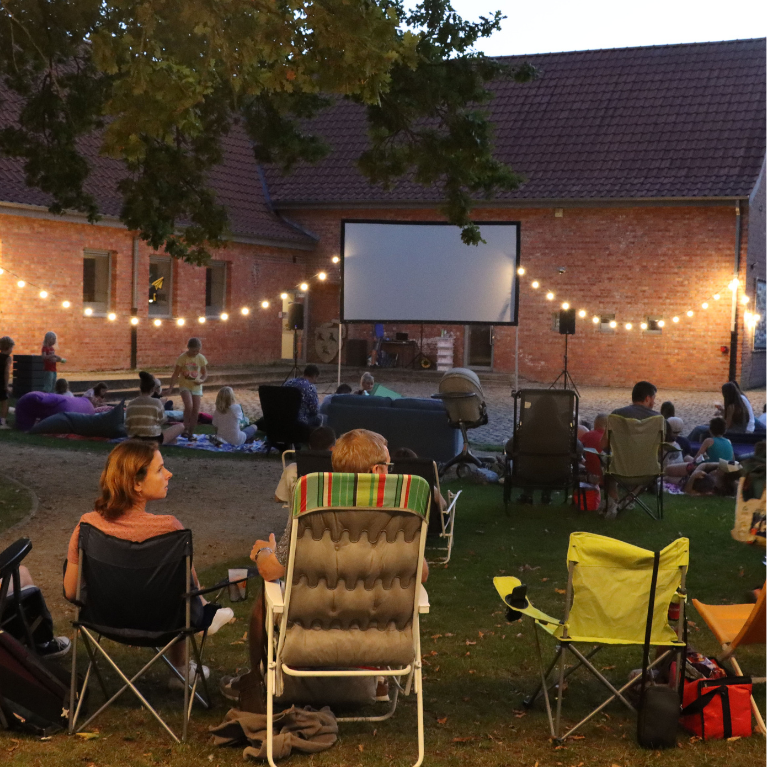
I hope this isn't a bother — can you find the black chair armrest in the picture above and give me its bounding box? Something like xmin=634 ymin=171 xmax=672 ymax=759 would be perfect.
xmin=185 ymin=568 xmax=260 ymax=598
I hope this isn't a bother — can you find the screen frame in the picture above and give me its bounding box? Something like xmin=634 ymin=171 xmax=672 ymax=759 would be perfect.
xmin=339 ymin=219 xmax=522 ymax=326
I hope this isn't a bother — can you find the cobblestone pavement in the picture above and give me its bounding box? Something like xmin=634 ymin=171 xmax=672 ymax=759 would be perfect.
xmin=196 ymin=376 xmax=766 ymax=448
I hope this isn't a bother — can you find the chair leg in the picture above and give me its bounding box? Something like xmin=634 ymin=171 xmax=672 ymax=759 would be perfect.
xmin=182 ymin=635 xmax=190 ymax=742
xmin=554 ymin=644 xmax=566 ymax=740
xmin=729 ymin=656 xmax=767 ymax=736
xmin=414 ymin=664 xmax=425 ymax=767
xmin=68 ymin=628 xmax=79 ymax=734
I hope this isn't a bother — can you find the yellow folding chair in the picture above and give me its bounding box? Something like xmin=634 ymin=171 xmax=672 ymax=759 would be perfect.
xmin=495 ymin=532 xmax=688 ymax=740
xmin=692 ymin=586 xmax=766 ymax=735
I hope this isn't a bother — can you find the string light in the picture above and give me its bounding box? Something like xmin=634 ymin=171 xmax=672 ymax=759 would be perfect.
xmin=702 ymin=302 xmax=709 ymax=309
xmin=640 ymin=322 xmax=648 ymax=330
xmin=241 ymin=307 xmax=250 ymax=316
xmin=592 ymin=316 xmax=599 ymax=324
xmin=280 ymin=293 xmax=288 ymax=300
xmin=176 ymin=318 xmax=185 ymax=326
xmin=531 ymin=281 xmax=540 ymax=289
xmin=740 ymin=295 xmax=749 ymax=305
xmin=108 ymin=312 xmax=117 ymax=321
xmin=578 ymin=310 xmax=586 ymax=318
xmin=220 ymin=312 xmax=229 ymax=321
xmin=198 ymin=316 xmax=206 ymax=324
xmin=714 ymin=294 xmax=720 ymax=300
xmin=625 ymin=323 xmax=632 ymax=330
xmin=331 ymin=256 xmax=340 ymax=264
xmin=39 ymin=290 xmax=48 ymax=299
xmin=546 ymin=292 xmax=554 ymax=300
xmin=561 ymin=302 xmax=569 ymax=310
xmin=299 ymin=282 xmax=309 ymax=291
xmin=62 ymin=301 xmax=71 ymax=309
xmin=261 ymin=300 xmax=270 ymax=309
xmin=131 ymin=317 xmax=139 ymax=326
xmin=609 ymin=320 xmax=617 ymax=329
xmin=672 ymin=316 xmax=679 ymax=323
xmin=84 ymin=307 xmax=93 ymax=316
xmin=318 ymin=272 xmax=327 ymax=281
xmin=686 ymin=310 xmax=694 ymax=317
xmin=17 ymin=280 xmax=25 ymax=288
xmin=154 ymin=319 xmax=162 ymax=327
xmin=517 ymin=267 xmax=525 ymax=275
xmin=658 ymin=320 xmax=665 ymax=328
xmin=0 ymin=267 xmax=3 ymax=274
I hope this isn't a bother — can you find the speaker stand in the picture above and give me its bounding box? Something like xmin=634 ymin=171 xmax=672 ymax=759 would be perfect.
xmin=549 ymin=332 xmax=579 ymax=395
xmin=283 ymin=330 xmax=300 ymax=383
xmin=409 ymin=322 xmax=431 ymax=369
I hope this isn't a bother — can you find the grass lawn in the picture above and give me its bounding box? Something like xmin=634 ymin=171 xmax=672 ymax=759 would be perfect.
xmin=0 ymin=474 xmax=34 ymax=533
xmin=1 ymin=484 xmax=765 ymax=766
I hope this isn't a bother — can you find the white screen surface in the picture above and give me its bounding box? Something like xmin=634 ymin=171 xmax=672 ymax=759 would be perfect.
xmin=342 ymin=222 xmax=519 ymax=324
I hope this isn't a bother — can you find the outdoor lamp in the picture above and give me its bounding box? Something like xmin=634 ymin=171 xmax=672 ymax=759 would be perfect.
xmin=131 ymin=317 xmax=139 ymax=326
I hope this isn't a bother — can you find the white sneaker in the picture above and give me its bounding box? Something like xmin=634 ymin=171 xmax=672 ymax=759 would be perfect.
xmin=0 ymin=423 xmax=11 ymax=430
xmin=207 ymin=607 xmax=234 ymax=636
xmin=604 ymin=498 xmax=619 ymax=520
xmin=168 ymin=661 xmax=210 ymax=690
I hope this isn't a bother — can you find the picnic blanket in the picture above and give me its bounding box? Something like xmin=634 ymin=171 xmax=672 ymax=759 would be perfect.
xmin=109 ymin=434 xmax=268 ymax=453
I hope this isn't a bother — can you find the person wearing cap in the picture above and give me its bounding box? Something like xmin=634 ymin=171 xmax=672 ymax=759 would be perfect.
xmin=667 ymin=416 xmax=692 ymax=457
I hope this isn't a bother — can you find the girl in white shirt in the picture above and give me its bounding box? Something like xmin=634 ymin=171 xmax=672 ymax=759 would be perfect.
xmin=212 ymin=387 xmax=257 ymax=446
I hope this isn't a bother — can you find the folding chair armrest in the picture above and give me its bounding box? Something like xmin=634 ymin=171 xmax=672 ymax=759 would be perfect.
xmin=493 ymin=576 xmax=560 ymax=626
xmin=264 ymin=580 xmax=284 ymax=614
xmin=445 ymin=490 xmax=461 ymax=515
xmin=418 ymin=585 xmax=430 ymax=614
xmin=281 ymin=449 xmax=296 ymax=471
xmin=186 ymin=568 xmax=259 ymax=598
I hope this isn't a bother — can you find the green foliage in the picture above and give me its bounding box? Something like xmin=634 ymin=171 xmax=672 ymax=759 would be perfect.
xmin=0 ymin=0 xmax=536 ymax=261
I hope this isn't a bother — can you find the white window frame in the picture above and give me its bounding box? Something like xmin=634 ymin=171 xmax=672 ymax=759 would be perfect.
xmin=83 ymin=249 xmax=112 ymax=316
xmin=149 ymin=256 xmax=173 ymax=318
xmin=205 ymin=261 xmax=228 ymax=317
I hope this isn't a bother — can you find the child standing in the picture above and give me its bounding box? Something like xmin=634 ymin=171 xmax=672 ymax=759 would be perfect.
xmin=212 ymin=387 xmax=257 ymax=446
xmin=41 ymin=331 xmax=65 ymax=393
xmin=167 ymin=337 xmax=207 ymax=440
xmin=0 ymin=336 xmax=14 ymax=429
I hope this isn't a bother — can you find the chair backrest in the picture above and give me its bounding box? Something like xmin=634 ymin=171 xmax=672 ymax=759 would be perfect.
xmin=258 ymin=385 xmax=303 ymax=444
xmin=77 ymin=524 xmax=192 ymax=635
xmin=295 ymin=449 xmax=334 ymax=477
xmin=511 ymin=389 xmax=578 ymax=484
xmin=279 ymin=472 xmax=430 ymax=669
xmin=438 ymin=368 xmax=486 ymax=426
xmin=731 ymin=584 xmax=766 ymax=649
xmin=606 ymin=414 xmax=664 ymax=477
xmin=565 ymin=532 xmax=688 ymax=645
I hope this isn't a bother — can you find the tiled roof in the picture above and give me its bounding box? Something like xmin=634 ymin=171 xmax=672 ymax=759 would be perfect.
xmin=263 ymin=38 xmax=766 ymax=205
xmin=0 ymin=95 xmax=315 ymax=247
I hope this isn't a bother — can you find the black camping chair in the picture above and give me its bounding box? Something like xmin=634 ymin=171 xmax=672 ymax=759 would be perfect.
xmin=258 ymin=385 xmax=306 ymax=453
xmin=504 ymin=389 xmax=581 ymax=510
xmin=68 ymin=524 xmax=243 ymax=742
xmin=391 ymin=457 xmax=461 ymax=565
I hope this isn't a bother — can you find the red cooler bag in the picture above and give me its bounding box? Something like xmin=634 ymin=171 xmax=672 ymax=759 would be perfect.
xmin=680 ymin=677 xmax=753 ymax=739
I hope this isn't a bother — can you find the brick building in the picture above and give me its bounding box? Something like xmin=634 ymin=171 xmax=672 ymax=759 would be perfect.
xmin=1 ymin=39 xmax=765 ymax=390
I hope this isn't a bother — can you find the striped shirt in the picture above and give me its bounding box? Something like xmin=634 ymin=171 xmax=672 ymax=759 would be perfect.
xmin=125 ymin=394 xmax=166 ymax=437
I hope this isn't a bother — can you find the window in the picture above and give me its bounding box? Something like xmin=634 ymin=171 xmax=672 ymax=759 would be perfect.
xmin=83 ymin=250 xmax=111 ymax=314
xmin=645 ymin=317 xmax=663 ymax=335
xmin=599 ymin=314 xmax=615 ymax=333
xmin=149 ymin=257 xmax=172 ymax=317
xmin=205 ymin=261 xmax=227 ymax=316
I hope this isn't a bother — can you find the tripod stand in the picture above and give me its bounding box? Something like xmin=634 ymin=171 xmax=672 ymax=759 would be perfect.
xmin=409 ymin=322 xmax=431 ymax=369
xmin=549 ymin=332 xmax=579 ymax=396
xmin=283 ymin=329 xmax=300 ymax=383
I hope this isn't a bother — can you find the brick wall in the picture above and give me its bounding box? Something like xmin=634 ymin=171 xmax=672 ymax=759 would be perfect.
xmin=0 ymin=213 xmax=310 ymax=371
xmin=288 ymin=203 xmax=749 ymax=391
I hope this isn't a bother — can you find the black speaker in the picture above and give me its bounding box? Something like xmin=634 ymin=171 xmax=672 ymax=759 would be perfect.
xmin=559 ymin=308 xmax=576 ymax=335
xmin=287 ymin=303 xmax=304 ymax=330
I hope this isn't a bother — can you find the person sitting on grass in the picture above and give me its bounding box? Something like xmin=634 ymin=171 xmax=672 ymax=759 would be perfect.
xmin=83 ymin=382 xmax=109 ymax=407
xmin=0 ymin=335 xmax=14 ymax=429
xmin=356 ymin=372 xmax=375 ymax=395
xmin=212 ymin=386 xmax=257 ymax=446
xmin=126 ymin=371 xmax=185 ymax=445
xmin=54 ymin=378 xmax=75 ymax=398
xmin=273 ymin=426 xmax=337 ymax=503
xmin=694 ymin=416 xmax=734 ymax=463
xmin=63 ymin=441 xmax=233 ymax=685
xmin=222 ymin=428 xmax=428 ymax=711
xmin=683 ymin=464 xmax=740 ymax=496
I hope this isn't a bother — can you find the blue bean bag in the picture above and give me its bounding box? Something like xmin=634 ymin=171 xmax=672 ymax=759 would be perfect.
xmin=28 ymin=400 xmax=126 ymax=438
xmin=14 ymin=392 xmax=95 ymax=432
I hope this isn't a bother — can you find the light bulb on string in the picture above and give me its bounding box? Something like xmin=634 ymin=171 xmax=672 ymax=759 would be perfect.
xmin=154 ymin=319 xmax=162 ymax=327
xmin=84 ymin=307 xmax=93 ymax=316
xmin=740 ymin=295 xmax=749 ymax=305
xmin=108 ymin=312 xmax=117 ymax=321
xmin=672 ymin=316 xmax=679 ymax=323
xmin=609 ymin=320 xmax=617 ymax=329
xmin=17 ymin=280 xmax=25 ymax=288
xmin=713 ymin=293 xmax=721 ymax=300
xmin=687 ymin=310 xmax=694 ymax=317
xmin=39 ymin=290 xmax=48 ymax=299
xmin=702 ymin=302 xmax=709 ymax=309
xmin=658 ymin=320 xmax=665 ymax=328
xmin=62 ymin=300 xmax=71 ymax=309
xmin=177 ymin=318 xmax=185 ymax=326
xmin=625 ymin=323 xmax=632 ymax=330
xmin=640 ymin=322 xmax=648 ymax=330
xmin=546 ymin=292 xmax=554 ymax=301
xmin=261 ymin=300 xmax=270 ymax=309
xmin=241 ymin=307 xmax=250 ymax=316
xmin=220 ymin=312 xmax=229 ymax=321
xmin=331 ymin=256 xmax=340 ymax=264
xmin=131 ymin=317 xmax=139 ymax=326
xmin=531 ymin=281 xmax=540 ymax=289
xmin=561 ymin=302 xmax=569 ymax=310
xmin=0 ymin=268 xmax=4 ymax=274
xmin=198 ymin=317 xmax=206 ymax=324
xmin=318 ymin=272 xmax=327 ymax=281
xmin=592 ymin=316 xmax=599 ymax=324
xmin=578 ymin=310 xmax=586 ymax=318
xmin=517 ymin=267 xmax=525 ymax=275
xmin=299 ymin=282 xmax=309 ymax=291
xmin=280 ymin=293 xmax=288 ymax=300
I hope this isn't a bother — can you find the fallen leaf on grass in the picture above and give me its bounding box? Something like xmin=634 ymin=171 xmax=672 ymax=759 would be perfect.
xmin=512 ymin=710 xmax=527 ymax=718
xmin=541 ymin=577 xmax=549 ymax=582
xmin=444 ymin=632 xmax=454 ymax=637
xmin=429 ymin=650 xmax=439 ymax=656
xmin=452 ymin=737 xmax=477 ymax=743
xmin=437 ymin=717 xmax=448 ymax=725
xmin=600 ymin=665 xmax=616 ymax=671
xmin=727 ymin=736 xmax=742 ymax=742
xmin=468 ymin=669 xmax=476 ymax=674
xmin=465 ymin=640 xmax=476 ymax=646
xmin=431 ymin=634 xmax=442 ymax=640
xmin=358 ymin=744 xmax=364 ymax=752
xmin=75 ymin=732 xmax=99 ymax=740
xmin=569 ymin=735 xmax=585 ymax=740
xmin=555 ymin=588 xmax=567 ymax=594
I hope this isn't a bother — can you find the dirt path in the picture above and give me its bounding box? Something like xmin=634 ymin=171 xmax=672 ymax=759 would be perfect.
xmin=0 ymin=444 xmax=286 ymax=621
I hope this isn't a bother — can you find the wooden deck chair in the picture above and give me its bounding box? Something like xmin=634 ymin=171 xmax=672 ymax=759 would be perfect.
xmin=604 ymin=414 xmax=667 ymax=520
xmin=264 ymin=471 xmax=431 ymax=767
xmin=692 ymin=586 xmax=766 ymax=735
xmin=494 ymin=532 xmax=688 ymax=741
xmin=391 ymin=456 xmax=461 ymax=565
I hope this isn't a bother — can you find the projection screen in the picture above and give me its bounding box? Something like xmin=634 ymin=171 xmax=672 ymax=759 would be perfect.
xmin=341 ymin=221 xmax=520 ymax=325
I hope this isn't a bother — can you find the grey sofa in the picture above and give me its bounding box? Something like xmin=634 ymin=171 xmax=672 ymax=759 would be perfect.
xmin=319 ymin=394 xmax=461 ymax=463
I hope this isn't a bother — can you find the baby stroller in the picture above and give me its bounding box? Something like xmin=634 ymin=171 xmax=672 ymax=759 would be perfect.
xmin=432 ymin=368 xmax=488 ymax=476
